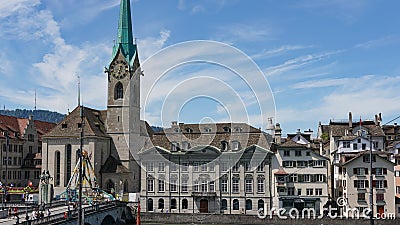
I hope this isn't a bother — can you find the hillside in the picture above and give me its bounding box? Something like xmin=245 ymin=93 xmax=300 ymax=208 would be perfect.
xmin=0 ymin=109 xmax=65 ymax=123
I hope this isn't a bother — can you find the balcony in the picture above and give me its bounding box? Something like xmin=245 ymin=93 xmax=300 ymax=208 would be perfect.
xmin=191 ymin=192 xmax=217 ymax=197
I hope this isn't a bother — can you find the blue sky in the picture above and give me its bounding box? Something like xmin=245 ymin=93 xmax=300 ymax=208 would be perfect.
xmin=1 ymin=0 xmax=400 ymax=135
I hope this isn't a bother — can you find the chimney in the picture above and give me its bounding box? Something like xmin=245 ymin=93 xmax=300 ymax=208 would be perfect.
xmin=274 ymin=123 xmax=282 ymax=144
xmin=378 ymin=113 xmax=382 ymax=126
xmin=171 ymin=121 xmax=177 ymax=127
xmin=349 ymin=112 xmax=352 ymax=128
xmin=266 ymin=117 xmax=275 ymax=134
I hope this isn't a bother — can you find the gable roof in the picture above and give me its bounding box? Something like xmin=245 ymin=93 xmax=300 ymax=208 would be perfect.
xmin=44 ymin=106 xmax=108 ymax=138
xmin=0 ymin=114 xmax=56 ymax=140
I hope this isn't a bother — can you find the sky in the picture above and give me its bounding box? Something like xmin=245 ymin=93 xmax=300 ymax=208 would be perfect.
xmin=1 ymin=0 xmax=400 ymax=136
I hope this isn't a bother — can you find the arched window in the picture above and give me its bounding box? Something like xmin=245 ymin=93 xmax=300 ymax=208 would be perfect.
xmin=171 ymin=198 xmax=177 ymax=209
xmin=106 ymin=179 xmax=115 ymax=193
xmin=124 ymin=180 xmax=128 ymax=192
xmin=221 ymin=199 xmax=228 ymax=210
xmin=233 ymin=199 xmax=239 ymax=210
xmin=147 ymin=198 xmax=153 ymax=211
xmin=55 ymin=151 xmax=60 ymax=186
xmin=158 ymin=198 xmax=164 ymax=209
xmin=258 ymin=199 xmax=264 ymax=210
xmin=114 ymin=82 xmax=123 ymax=99
xmin=246 ymin=199 xmax=252 ymax=210
xmin=182 ymin=199 xmax=188 ymax=209
xmin=65 ymin=144 xmax=72 ymax=186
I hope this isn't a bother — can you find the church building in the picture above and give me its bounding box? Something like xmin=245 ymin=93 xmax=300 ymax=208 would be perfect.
xmin=42 ymin=0 xmax=150 ymax=198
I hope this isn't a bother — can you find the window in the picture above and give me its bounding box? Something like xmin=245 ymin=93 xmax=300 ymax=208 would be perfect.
xmin=245 ymin=179 xmax=253 ymax=193
xmin=354 ymin=167 xmax=367 ymax=176
xmin=114 ymin=82 xmax=123 ymax=99
xmin=209 ymin=181 xmax=215 ymax=192
xmin=158 ymin=199 xmax=164 ymax=209
xmin=362 ymin=143 xmax=366 ymax=150
xmin=170 ymin=163 xmax=177 ymax=172
xmin=55 ymin=151 xmax=60 ymax=186
xmin=170 ymin=179 xmax=177 ymax=192
xmin=306 ymin=188 xmax=313 ymax=196
xmin=221 ymin=141 xmax=228 ymax=151
xmin=201 ymin=180 xmax=207 ymax=192
xmin=171 ymin=142 xmax=179 ymax=151
xmin=353 ymin=143 xmax=357 ymax=150
xmin=397 ymin=186 xmax=400 ymax=194
xmin=204 ymin=127 xmax=212 ymax=133
xmin=201 ymin=163 xmax=207 ymax=172
xmin=147 ymin=198 xmax=153 ymax=211
xmin=181 ymin=180 xmax=188 ymax=192
xmin=354 ymin=180 xmax=369 ymax=189
xmin=287 ymin=187 xmax=295 ymax=195
xmin=185 ymin=128 xmax=193 ymax=133
xmin=246 ymin=199 xmax=252 ymax=210
xmin=363 ymin=155 xmax=376 ymax=163
xmin=306 ymin=151 xmax=310 ymax=156
xmin=358 ymin=193 xmax=365 ymax=201
xmin=374 ymin=168 xmax=387 ymax=175
xmin=147 ymin=179 xmax=154 ymax=192
xmin=182 ymin=199 xmax=188 ymax=209
xmin=28 ymin=146 xmax=33 ymax=153
xmin=234 ymin=127 xmax=242 ymax=132
xmin=283 ymin=161 xmax=294 ymax=167
xmin=223 ymin=127 xmax=231 ymax=132
xmin=182 ymin=141 xmax=190 ymax=150
xmin=170 ymin=199 xmax=177 ymax=209
xmin=258 ymin=200 xmax=264 ymax=210
xmin=233 ymin=199 xmax=239 ymax=210
xmin=257 ymin=180 xmax=264 ymax=193
xmin=295 ymin=150 xmax=301 ymax=156
xmin=315 ymin=188 xmax=322 ymax=195
xmin=232 ymin=141 xmax=240 ymax=151
xmin=315 ymin=174 xmax=325 ymax=182
xmin=257 ymin=162 xmax=265 ymax=172
xmin=375 ymin=180 xmax=385 ymax=189
xmin=297 ymin=188 xmax=302 ymax=196
xmin=221 ymin=199 xmax=228 ymax=210
xmin=343 ymin=141 xmax=350 ymax=148
xmin=376 ymin=193 xmax=384 ymax=202
xmin=288 ymin=174 xmax=297 ymax=183
xmin=146 ymin=162 xmax=154 ymax=172
xmin=158 ymin=180 xmax=165 ymax=192
xmin=182 ymin=162 xmax=189 ymax=172
xmin=66 ymin=144 xmax=72 ymax=186
xmin=159 ymin=162 xmax=165 ymax=172
xmin=221 ymin=179 xmax=228 ymax=193
xmin=313 ymin=160 xmax=325 ymax=167
xmin=193 ymin=162 xmax=199 ymax=172
xmin=373 ymin=141 xmax=379 ymax=149
xmin=297 ymin=161 xmax=306 ymax=167
xmin=232 ymin=179 xmax=239 ymax=193
xmin=244 ymin=162 xmax=251 ymax=171
xmin=358 ymin=139 xmax=361 ymax=143
xmin=194 ymin=181 xmax=199 ymax=192
xmin=284 ymin=150 xmax=290 ymax=156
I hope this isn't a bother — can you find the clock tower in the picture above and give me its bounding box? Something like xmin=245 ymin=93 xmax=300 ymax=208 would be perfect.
xmin=105 ymin=0 xmax=141 ymax=192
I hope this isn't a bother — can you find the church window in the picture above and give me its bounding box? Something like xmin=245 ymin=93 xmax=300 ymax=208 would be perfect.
xmin=114 ymin=82 xmax=124 ymax=99
xmin=55 ymin=151 xmax=61 ymax=186
xmin=65 ymin=144 xmax=72 ymax=186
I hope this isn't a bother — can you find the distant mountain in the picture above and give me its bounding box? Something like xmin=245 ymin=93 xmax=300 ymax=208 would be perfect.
xmin=0 ymin=109 xmax=65 ymax=124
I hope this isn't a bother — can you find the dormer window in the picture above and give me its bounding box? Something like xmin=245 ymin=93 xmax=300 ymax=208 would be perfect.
xmin=234 ymin=127 xmax=242 ymax=132
xmin=171 ymin=142 xmax=179 ymax=151
xmin=174 ymin=128 xmax=180 ymax=133
xmin=223 ymin=127 xmax=231 ymax=133
xmin=182 ymin=141 xmax=191 ymax=151
xmin=185 ymin=128 xmax=193 ymax=133
xmin=232 ymin=141 xmax=240 ymax=151
xmin=204 ymin=127 xmax=211 ymax=133
xmin=221 ymin=141 xmax=228 ymax=151
xmin=61 ymin=124 xmax=68 ymax=129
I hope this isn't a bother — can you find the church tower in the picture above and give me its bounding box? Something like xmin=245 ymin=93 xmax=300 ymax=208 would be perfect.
xmin=106 ymin=0 xmax=141 ymax=192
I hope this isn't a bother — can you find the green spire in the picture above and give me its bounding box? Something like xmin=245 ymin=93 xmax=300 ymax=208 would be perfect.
xmin=112 ymin=0 xmax=137 ymax=64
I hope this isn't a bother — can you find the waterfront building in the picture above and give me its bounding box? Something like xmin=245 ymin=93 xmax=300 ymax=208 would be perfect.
xmin=341 ymin=151 xmax=395 ymax=216
xmin=271 ymin=129 xmax=329 ymax=215
xmin=0 ymin=115 xmax=55 ymax=191
xmin=138 ymin=122 xmax=273 ymax=215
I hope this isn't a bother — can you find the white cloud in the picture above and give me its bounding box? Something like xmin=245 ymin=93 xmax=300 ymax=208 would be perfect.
xmin=251 ymin=45 xmax=313 ymax=59
xmin=137 ymin=30 xmax=171 ymax=61
xmin=191 ymin=5 xmax=206 ymax=14
xmin=215 ymin=23 xmax=274 ymax=42
xmin=355 ymin=36 xmax=394 ymax=49
xmin=264 ymin=50 xmax=343 ymax=77
xmin=0 ymin=0 xmax=41 ymax=18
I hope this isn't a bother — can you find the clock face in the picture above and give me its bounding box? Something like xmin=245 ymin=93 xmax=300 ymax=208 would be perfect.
xmin=110 ymin=60 xmax=129 ymax=79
